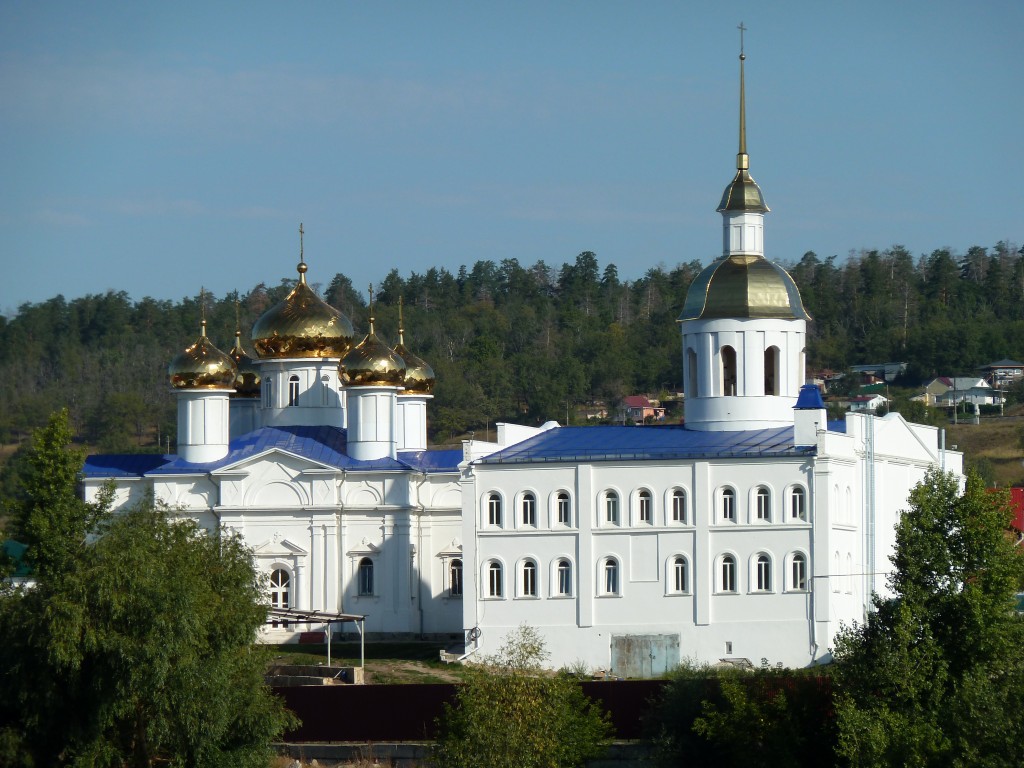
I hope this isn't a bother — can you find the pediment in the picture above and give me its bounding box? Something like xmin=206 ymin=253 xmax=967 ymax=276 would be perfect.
xmin=347 ymin=537 xmax=381 ymax=556
xmin=436 ymin=538 xmax=463 ymax=558
xmin=212 ymin=448 xmax=339 ymax=477
xmin=253 ymin=537 xmax=308 ymax=557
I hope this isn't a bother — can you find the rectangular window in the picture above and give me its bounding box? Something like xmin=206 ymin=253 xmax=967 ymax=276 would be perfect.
xmin=672 ymin=492 xmax=686 ymax=523
xmin=639 ymin=492 xmax=652 ymax=523
xmin=522 ymin=563 xmax=537 ymax=596
xmin=722 ymin=490 xmax=735 ymax=522
xmin=557 ymin=494 xmax=571 ymax=525
xmin=521 ymin=495 xmax=536 ymax=526
xmin=557 ymin=561 xmax=572 ymax=596
xmin=606 ymin=494 xmax=619 ymax=525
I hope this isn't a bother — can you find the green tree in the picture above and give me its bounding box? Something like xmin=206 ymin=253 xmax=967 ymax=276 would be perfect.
xmin=432 ymin=625 xmax=611 ymax=768
xmin=832 ymin=469 xmax=1024 ymax=767
xmin=0 ymin=413 xmax=294 ymax=767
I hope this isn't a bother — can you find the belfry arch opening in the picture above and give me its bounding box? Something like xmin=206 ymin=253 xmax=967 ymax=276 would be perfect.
xmin=686 ymin=347 xmax=699 ymax=398
xmin=721 ymin=345 xmax=737 ymax=396
xmin=764 ymin=346 xmax=780 ymax=396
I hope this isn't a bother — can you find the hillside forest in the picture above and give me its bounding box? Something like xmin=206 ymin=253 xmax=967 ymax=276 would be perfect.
xmin=1 ymin=241 xmax=1022 ymax=459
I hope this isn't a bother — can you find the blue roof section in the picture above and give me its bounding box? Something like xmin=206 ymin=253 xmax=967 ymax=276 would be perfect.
xmin=84 ymin=426 xmax=463 ymax=479
xmin=399 ymin=449 xmax=463 ymax=473
xmin=827 ymin=420 xmax=848 ymax=434
xmin=82 ymin=452 xmax=174 ymax=478
xmin=476 ymin=425 xmax=812 ymax=465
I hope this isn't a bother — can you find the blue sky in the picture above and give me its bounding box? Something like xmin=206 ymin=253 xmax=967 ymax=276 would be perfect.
xmin=2 ymin=1 xmax=1021 ymax=315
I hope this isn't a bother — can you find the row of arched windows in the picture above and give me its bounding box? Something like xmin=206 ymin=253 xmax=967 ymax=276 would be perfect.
xmin=715 ymin=551 xmax=808 ymax=594
xmin=716 ymin=485 xmax=807 ymax=524
xmin=832 ymin=551 xmax=856 ymax=594
xmin=260 ymin=374 xmax=338 ymax=408
xmin=480 ymin=551 xmax=808 ymax=599
xmin=685 ymin=344 xmax=793 ymax=398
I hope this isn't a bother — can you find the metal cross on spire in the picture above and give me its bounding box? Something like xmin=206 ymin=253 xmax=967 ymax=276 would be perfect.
xmin=299 ymin=222 xmax=305 ymax=264
xmin=738 ymin=21 xmax=746 ymax=59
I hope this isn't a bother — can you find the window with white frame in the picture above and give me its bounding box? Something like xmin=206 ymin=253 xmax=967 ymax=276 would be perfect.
xmin=450 ymin=559 xmax=463 ymax=597
xmin=605 ymin=491 xmax=619 ymax=525
xmin=638 ymin=490 xmax=652 ymax=524
xmin=791 ymin=486 xmax=807 ymax=521
xmin=521 ymin=559 xmax=537 ymax=597
xmin=521 ymin=493 xmax=536 ymax=527
xmin=672 ymin=556 xmax=689 ymax=593
xmin=756 ymin=486 xmax=771 ymax=522
xmin=357 ymin=557 xmax=374 ymax=596
xmin=755 ymin=554 xmax=772 ymax=591
xmin=288 ymin=375 xmax=300 ymax=407
xmin=556 ymin=492 xmax=571 ymax=526
xmin=556 ymin=559 xmax=572 ymax=596
xmin=720 ymin=555 xmax=737 ymax=593
xmin=721 ymin=488 xmax=736 ymax=522
xmin=270 ymin=568 xmax=290 ymax=609
xmin=487 ymin=493 xmax=502 ymax=527
xmin=263 ymin=377 xmax=273 ymax=408
xmin=603 ymin=558 xmax=620 ymax=595
xmin=790 ymin=552 xmax=807 ymax=591
xmin=487 ymin=561 xmax=503 ymax=598
xmin=672 ymin=489 xmax=687 ymax=523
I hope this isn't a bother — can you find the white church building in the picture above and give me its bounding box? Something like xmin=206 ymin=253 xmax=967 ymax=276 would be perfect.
xmin=82 ymin=49 xmax=961 ymax=674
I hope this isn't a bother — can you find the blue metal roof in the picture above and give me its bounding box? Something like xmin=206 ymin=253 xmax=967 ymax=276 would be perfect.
xmin=398 ymin=449 xmax=463 ymax=473
xmin=83 ymin=426 xmax=463 ymax=479
xmin=82 ymin=452 xmax=174 ymax=478
xmin=476 ymin=424 xmax=813 ymax=465
xmin=827 ymin=420 xmax=847 ymax=434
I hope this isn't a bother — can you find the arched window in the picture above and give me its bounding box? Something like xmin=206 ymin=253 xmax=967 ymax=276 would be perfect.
xmin=603 ymin=558 xmax=620 ymax=595
xmin=833 ymin=552 xmax=841 ymax=593
xmin=672 ymin=489 xmax=687 ymax=523
xmin=488 ymin=561 xmax=503 ymax=598
xmin=556 ymin=492 xmax=572 ymax=526
xmin=791 ymin=553 xmax=807 ymax=591
xmin=521 ymin=560 xmax=537 ymax=597
xmin=638 ymin=490 xmax=652 ymax=524
xmin=263 ymin=377 xmax=273 ymax=408
xmin=605 ymin=491 xmax=619 ymax=525
xmin=720 ymin=555 xmax=737 ymax=593
xmin=288 ymin=375 xmax=300 ymax=407
xmin=487 ymin=493 xmax=502 ymax=527
xmin=321 ymin=374 xmax=331 ymax=406
xmin=764 ymin=346 xmax=780 ymax=396
xmin=450 ymin=559 xmax=463 ymax=597
xmin=686 ymin=347 xmax=699 ymax=398
xmin=721 ymin=345 xmax=737 ymax=396
xmin=672 ymin=556 xmax=689 ymax=593
xmin=791 ymin=486 xmax=807 ymax=520
xmin=556 ymin=559 xmax=572 ymax=596
xmin=358 ymin=557 xmax=374 ymax=596
xmin=270 ymin=568 xmax=290 ymax=608
xmin=521 ymin=493 xmax=536 ymax=527
xmin=756 ymin=554 xmax=772 ymax=591
xmin=721 ymin=488 xmax=736 ymax=522
xmin=846 ymin=553 xmax=854 ymax=594
xmin=756 ymin=487 xmax=771 ymax=521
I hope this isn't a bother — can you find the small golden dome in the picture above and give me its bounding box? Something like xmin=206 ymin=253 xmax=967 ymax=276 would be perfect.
xmin=251 ymin=260 xmax=355 ymax=359
xmin=169 ymin=320 xmax=237 ymax=390
xmin=718 ymin=167 xmax=769 ymax=212
xmin=342 ymin=312 xmax=406 ymax=387
xmin=679 ymin=254 xmax=810 ymax=321
xmin=229 ymin=330 xmax=261 ymax=398
xmin=393 ymin=301 xmax=435 ymax=394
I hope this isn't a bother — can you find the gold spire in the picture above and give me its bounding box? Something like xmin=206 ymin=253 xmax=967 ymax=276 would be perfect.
xmin=296 ymin=223 xmax=308 ymax=284
xmin=717 ymin=24 xmax=768 ymax=213
xmin=200 ymin=286 xmax=208 ymax=336
xmin=737 ymin=22 xmax=748 ymax=171
xmin=397 ymin=295 xmax=406 ymax=347
xmin=368 ymin=284 xmax=375 ymax=335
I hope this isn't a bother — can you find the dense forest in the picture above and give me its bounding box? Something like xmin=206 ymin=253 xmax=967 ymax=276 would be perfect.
xmin=0 ymin=240 xmax=1021 ymax=455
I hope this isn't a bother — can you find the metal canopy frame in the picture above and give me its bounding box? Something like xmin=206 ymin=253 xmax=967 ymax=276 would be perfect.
xmin=266 ymin=608 xmax=366 ymax=670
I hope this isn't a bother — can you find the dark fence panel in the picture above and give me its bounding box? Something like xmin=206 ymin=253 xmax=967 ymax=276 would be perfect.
xmin=275 ymin=680 xmax=667 ymax=742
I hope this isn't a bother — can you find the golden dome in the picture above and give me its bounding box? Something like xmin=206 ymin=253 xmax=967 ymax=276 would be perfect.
xmin=342 ymin=312 xmax=406 ymax=387
xmin=229 ymin=330 xmax=261 ymax=398
xmin=169 ymin=319 xmax=237 ymax=390
xmin=251 ymin=260 xmax=355 ymax=359
xmin=718 ymin=167 xmax=768 ymax=212
xmin=679 ymin=254 xmax=810 ymax=321
xmin=393 ymin=300 xmax=435 ymax=394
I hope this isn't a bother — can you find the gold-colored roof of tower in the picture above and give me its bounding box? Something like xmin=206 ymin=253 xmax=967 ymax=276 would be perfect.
xmin=169 ymin=299 xmax=238 ymax=389
xmin=717 ymin=26 xmax=769 ymax=214
xmin=251 ymin=225 xmax=355 ymax=359
xmin=342 ymin=288 xmax=407 ymax=387
xmin=229 ymin=302 xmax=261 ymax=398
xmin=679 ymin=254 xmax=810 ymax=321
xmin=393 ymin=297 xmax=435 ymax=394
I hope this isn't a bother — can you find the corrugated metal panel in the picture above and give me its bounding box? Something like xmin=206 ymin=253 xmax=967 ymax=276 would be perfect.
xmin=476 ymin=425 xmax=812 ymax=465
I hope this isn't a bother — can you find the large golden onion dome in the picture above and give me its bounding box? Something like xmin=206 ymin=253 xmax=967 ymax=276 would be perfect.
xmin=393 ymin=299 xmax=435 ymax=394
xmin=251 ymin=248 xmax=355 ymax=359
xmin=229 ymin=329 xmax=261 ymax=398
xmin=679 ymin=254 xmax=810 ymax=321
xmin=342 ymin=305 xmax=407 ymax=387
xmin=169 ymin=319 xmax=238 ymax=390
